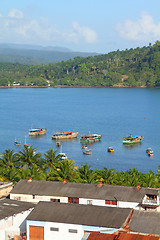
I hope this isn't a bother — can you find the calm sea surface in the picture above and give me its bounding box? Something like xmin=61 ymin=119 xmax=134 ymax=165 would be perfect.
xmin=0 ymin=87 xmax=160 ymax=173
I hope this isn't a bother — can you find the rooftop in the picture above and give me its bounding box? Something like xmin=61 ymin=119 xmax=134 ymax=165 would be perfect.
xmin=26 ymin=202 xmax=131 ymax=228
xmin=10 ymin=180 xmax=159 ymax=203
xmin=0 ymin=198 xmax=35 ymax=220
xmin=129 ymin=210 xmax=160 ymax=235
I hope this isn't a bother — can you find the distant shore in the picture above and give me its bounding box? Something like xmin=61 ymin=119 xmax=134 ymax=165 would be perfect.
xmin=0 ymin=85 xmax=153 ymax=89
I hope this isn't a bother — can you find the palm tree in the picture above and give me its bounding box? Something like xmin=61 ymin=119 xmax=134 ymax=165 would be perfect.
xmin=0 ymin=149 xmax=17 ymax=168
xmin=43 ymin=148 xmax=61 ymax=173
xmin=16 ymin=146 xmax=42 ymax=169
xmin=47 ymin=159 xmax=79 ymax=182
xmin=78 ymin=163 xmax=97 ymax=184
xmin=96 ymin=167 xmax=115 ymax=184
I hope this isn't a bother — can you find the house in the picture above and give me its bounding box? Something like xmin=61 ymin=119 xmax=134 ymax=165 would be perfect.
xmin=0 ymin=198 xmax=34 ymax=240
xmin=0 ymin=181 xmax=13 ymax=198
xmin=10 ymin=179 xmax=160 ymax=210
xmin=26 ymin=201 xmax=132 ymax=240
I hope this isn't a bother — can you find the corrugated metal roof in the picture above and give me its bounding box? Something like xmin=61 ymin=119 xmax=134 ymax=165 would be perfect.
xmin=26 ymin=202 xmax=131 ymax=228
xmin=0 ymin=198 xmax=34 ymax=220
xmin=129 ymin=210 xmax=160 ymax=235
xmin=86 ymin=231 xmax=160 ymax=240
xmin=10 ymin=180 xmax=159 ymax=203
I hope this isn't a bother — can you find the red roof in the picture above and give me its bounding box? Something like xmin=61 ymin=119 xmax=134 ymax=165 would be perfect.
xmin=86 ymin=231 xmax=160 ymax=240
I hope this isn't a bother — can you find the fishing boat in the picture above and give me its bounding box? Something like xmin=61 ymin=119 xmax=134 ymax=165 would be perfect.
xmin=122 ymin=135 xmax=143 ymax=144
xmin=59 ymin=152 xmax=68 ymax=160
xmin=24 ymin=136 xmax=29 ymax=147
xmin=83 ymin=149 xmax=92 ymax=155
xmin=80 ymin=133 xmax=102 ymax=143
xmin=14 ymin=139 xmax=21 ymax=146
xmin=81 ymin=145 xmax=88 ymax=149
xmin=107 ymin=147 xmax=114 ymax=152
xmin=146 ymin=148 xmax=154 ymax=156
xmin=28 ymin=128 xmax=47 ymax=136
xmin=52 ymin=131 xmax=78 ymax=140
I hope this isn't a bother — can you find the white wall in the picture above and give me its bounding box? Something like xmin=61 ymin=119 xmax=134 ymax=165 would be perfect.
xmin=27 ymin=221 xmax=83 ymax=240
xmin=0 ymin=209 xmax=33 ymax=240
xmin=10 ymin=193 xmax=141 ymax=209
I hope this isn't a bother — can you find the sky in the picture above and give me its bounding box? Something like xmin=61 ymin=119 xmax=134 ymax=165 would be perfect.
xmin=0 ymin=0 xmax=160 ymax=53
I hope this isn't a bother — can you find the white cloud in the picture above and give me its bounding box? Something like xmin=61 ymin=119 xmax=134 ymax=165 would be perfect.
xmin=116 ymin=12 xmax=160 ymax=42
xmin=0 ymin=8 xmax=97 ymax=46
xmin=72 ymin=21 xmax=97 ymax=43
xmin=8 ymin=8 xmax=24 ymax=19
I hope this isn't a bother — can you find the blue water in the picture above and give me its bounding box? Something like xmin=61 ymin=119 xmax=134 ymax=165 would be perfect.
xmin=0 ymin=87 xmax=160 ymax=173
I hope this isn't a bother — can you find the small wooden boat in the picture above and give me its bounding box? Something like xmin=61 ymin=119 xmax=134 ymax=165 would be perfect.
xmin=107 ymin=147 xmax=114 ymax=152
xmin=52 ymin=131 xmax=78 ymax=140
xmin=29 ymin=128 xmax=47 ymax=136
xmin=81 ymin=145 xmax=88 ymax=149
xmin=59 ymin=153 xmax=68 ymax=160
xmin=24 ymin=136 xmax=29 ymax=147
xmin=146 ymin=148 xmax=153 ymax=156
xmin=83 ymin=149 xmax=92 ymax=155
xmin=80 ymin=133 xmax=102 ymax=143
xmin=123 ymin=135 xmax=143 ymax=144
xmin=14 ymin=139 xmax=21 ymax=146
xmin=56 ymin=141 xmax=61 ymax=147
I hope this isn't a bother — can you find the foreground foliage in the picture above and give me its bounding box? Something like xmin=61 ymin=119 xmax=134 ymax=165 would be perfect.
xmin=0 ymin=146 xmax=160 ymax=188
xmin=1 ymin=41 xmax=160 ymax=87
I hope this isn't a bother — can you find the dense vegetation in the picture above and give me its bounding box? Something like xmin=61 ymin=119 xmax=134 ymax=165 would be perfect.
xmin=1 ymin=41 xmax=160 ymax=87
xmin=0 ymin=146 xmax=160 ymax=188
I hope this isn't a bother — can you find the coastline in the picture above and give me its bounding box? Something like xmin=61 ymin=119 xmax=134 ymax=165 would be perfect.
xmin=0 ymin=85 xmax=154 ymax=89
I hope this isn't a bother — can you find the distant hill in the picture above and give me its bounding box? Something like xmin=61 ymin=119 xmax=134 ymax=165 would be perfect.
xmin=0 ymin=43 xmax=99 ymax=65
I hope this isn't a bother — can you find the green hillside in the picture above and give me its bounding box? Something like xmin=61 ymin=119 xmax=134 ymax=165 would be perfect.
xmin=0 ymin=41 xmax=160 ymax=87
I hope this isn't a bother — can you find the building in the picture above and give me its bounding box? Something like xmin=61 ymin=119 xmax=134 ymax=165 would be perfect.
xmin=26 ymin=201 xmax=132 ymax=240
xmin=0 ymin=181 xmax=13 ymax=198
xmin=10 ymin=179 xmax=160 ymax=210
xmin=0 ymin=198 xmax=34 ymax=240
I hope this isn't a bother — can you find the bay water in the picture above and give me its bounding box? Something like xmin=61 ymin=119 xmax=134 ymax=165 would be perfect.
xmin=0 ymin=87 xmax=160 ymax=173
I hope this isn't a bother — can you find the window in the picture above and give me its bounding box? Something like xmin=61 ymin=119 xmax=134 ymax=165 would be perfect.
xmin=50 ymin=227 xmax=59 ymax=231
xmin=33 ymin=195 xmax=35 ymax=199
xmin=68 ymin=229 xmax=78 ymax=233
xmin=68 ymin=197 xmax=79 ymax=204
xmin=105 ymin=200 xmax=117 ymax=205
xmin=87 ymin=200 xmax=93 ymax=205
xmin=50 ymin=198 xmax=60 ymax=202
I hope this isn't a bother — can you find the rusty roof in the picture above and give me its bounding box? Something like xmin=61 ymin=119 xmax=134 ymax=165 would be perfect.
xmin=86 ymin=231 xmax=160 ymax=240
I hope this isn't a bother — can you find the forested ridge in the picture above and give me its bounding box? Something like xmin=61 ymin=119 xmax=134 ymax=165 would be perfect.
xmin=1 ymin=41 xmax=160 ymax=87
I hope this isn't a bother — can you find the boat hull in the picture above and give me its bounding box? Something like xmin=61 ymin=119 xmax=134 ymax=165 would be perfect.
xmin=29 ymin=128 xmax=47 ymax=136
xmin=80 ymin=134 xmax=102 ymax=143
xmin=52 ymin=132 xmax=79 ymax=140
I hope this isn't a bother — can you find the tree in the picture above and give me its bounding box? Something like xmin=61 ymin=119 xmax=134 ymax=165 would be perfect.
xmin=43 ymin=148 xmax=61 ymax=173
xmin=0 ymin=149 xmax=17 ymax=168
xmin=16 ymin=146 xmax=42 ymax=169
xmin=78 ymin=163 xmax=97 ymax=184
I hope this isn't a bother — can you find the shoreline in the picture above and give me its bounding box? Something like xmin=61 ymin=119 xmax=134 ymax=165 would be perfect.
xmin=0 ymin=85 xmax=157 ymax=89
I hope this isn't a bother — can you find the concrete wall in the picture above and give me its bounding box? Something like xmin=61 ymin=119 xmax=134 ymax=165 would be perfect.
xmin=10 ymin=193 xmax=140 ymax=209
xmin=0 ymin=183 xmax=13 ymax=198
xmin=0 ymin=209 xmax=33 ymax=240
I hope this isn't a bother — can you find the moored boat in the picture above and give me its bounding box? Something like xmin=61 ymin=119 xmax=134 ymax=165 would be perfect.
xmin=29 ymin=128 xmax=47 ymax=136
xmin=122 ymin=135 xmax=143 ymax=144
xmin=80 ymin=133 xmax=102 ymax=143
xmin=83 ymin=149 xmax=92 ymax=155
xmin=146 ymin=148 xmax=154 ymax=156
xmin=52 ymin=131 xmax=78 ymax=140
xmin=107 ymin=147 xmax=114 ymax=152
xmin=59 ymin=153 xmax=68 ymax=160
xmin=14 ymin=139 xmax=21 ymax=146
